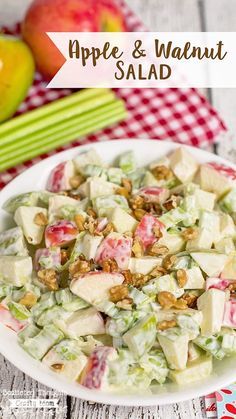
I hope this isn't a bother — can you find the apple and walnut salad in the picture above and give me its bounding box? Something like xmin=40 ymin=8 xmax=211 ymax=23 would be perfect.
xmin=0 ymin=146 xmax=236 ymax=391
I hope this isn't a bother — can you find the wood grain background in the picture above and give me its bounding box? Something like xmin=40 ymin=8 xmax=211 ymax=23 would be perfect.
xmin=0 ymin=1 xmax=235 ymax=418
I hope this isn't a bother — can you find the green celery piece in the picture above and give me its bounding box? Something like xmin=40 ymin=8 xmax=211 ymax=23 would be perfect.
xmin=21 ymin=324 xmax=64 ymax=360
xmin=0 ymin=99 xmax=126 ymax=162
xmin=0 ymin=106 xmax=126 ymax=172
xmin=0 ymin=88 xmax=113 ymax=144
xmin=8 ymin=301 xmax=31 ymax=320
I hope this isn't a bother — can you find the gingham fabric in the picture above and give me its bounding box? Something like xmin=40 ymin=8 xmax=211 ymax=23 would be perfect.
xmin=0 ymin=0 xmax=227 ymax=188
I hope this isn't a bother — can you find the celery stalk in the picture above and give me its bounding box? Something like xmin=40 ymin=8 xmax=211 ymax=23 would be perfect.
xmin=0 ymin=100 xmax=126 ymax=164
xmin=0 ymin=90 xmax=115 ymax=147
xmin=0 ymin=107 xmax=126 ymax=171
xmin=0 ymin=88 xmax=111 ymax=137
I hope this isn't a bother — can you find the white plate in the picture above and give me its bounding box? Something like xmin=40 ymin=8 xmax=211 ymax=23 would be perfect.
xmin=0 ymin=139 xmax=235 ymax=406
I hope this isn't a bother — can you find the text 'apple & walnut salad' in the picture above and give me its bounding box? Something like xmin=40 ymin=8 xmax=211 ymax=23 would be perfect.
xmin=0 ymin=146 xmax=236 ymax=391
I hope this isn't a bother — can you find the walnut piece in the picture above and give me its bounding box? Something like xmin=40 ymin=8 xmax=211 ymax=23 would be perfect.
xmin=101 ymin=222 xmax=114 ymax=237
xmin=132 ymin=237 xmax=144 ymax=257
xmin=157 ymin=291 xmax=177 ymax=309
xmin=101 ymin=259 xmax=119 ymax=273
xmin=151 ymin=165 xmax=173 ymax=181
xmin=51 ymin=363 xmax=65 ymax=371
xmin=122 ymin=178 xmax=132 ymax=193
xmin=109 ymin=284 xmax=129 ymax=303
xmin=182 ymin=292 xmax=198 ymax=308
xmin=69 ymin=175 xmax=84 ymax=189
xmin=153 ymin=225 xmax=163 ymax=239
xmin=69 ymin=258 xmax=91 ymax=277
xmin=148 ymin=243 xmax=169 ymax=256
xmin=87 ymin=207 xmax=97 ymax=218
xmin=84 ymin=217 xmax=97 ymax=235
xmin=149 ymin=265 xmax=167 ymax=278
xmin=116 ymin=297 xmax=133 ymax=310
xmin=19 ymin=292 xmax=37 ymax=308
xmin=74 ymin=214 xmax=85 ymax=231
xmin=129 ymin=195 xmax=145 ymax=210
xmin=116 ymin=187 xmax=130 ymax=198
xmin=162 ymin=254 xmax=177 ymax=270
xmin=182 ymin=227 xmax=198 ymax=241
xmin=60 ymin=249 xmax=69 ymax=265
xmin=38 ymin=269 xmax=58 ymax=291
xmin=163 ymin=195 xmax=179 ymax=211
xmin=157 ymin=319 xmax=177 ymax=331
xmin=226 ymin=281 xmax=236 ymax=293
xmin=176 ymin=269 xmax=188 ymax=288
xmin=157 ymin=291 xmax=187 ymax=310
xmin=133 ymin=208 xmax=146 ymax=221
xmin=34 ymin=212 xmax=48 ymax=226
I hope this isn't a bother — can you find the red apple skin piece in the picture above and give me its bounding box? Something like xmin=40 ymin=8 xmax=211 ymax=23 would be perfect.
xmin=205 ymin=277 xmax=232 ymax=291
xmin=95 ymin=234 xmax=132 ymax=269
xmin=45 ymin=220 xmax=78 ymax=247
xmin=223 ymin=299 xmax=236 ymax=328
xmin=0 ymin=304 xmax=25 ymax=332
xmin=47 ymin=161 xmax=74 ymax=192
xmin=80 ymin=346 xmax=117 ymax=389
xmin=21 ymin=0 xmax=127 ymax=79
xmin=207 ymin=162 xmax=236 ymax=181
xmin=138 ymin=186 xmax=170 ymax=204
xmin=134 ymin=214 xmax=165 ymax=250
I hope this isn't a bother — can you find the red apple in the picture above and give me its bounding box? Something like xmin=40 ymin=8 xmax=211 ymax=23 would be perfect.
xmin=21 ymin=0 xmax=127 ymax=79
xmin=135 ymin=214 xmax=165 ymax=250
xmin=45 ymin=220 xmax=78 ymax=247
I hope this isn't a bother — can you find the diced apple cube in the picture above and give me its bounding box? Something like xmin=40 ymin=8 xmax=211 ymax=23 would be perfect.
xmin=158 ymin=329 xmax=189 ymax=370
xmin=219 ymin=213 xmax=236 ymax=239
xmin=135 ymin=214 xmax=165 ymax=250
xmin=199 ymin=162 xmax=236 ymax=197
xmin=108 ymin=207 xmax=138 ymax=234
xmin=70 ymin=271 xmax=124 ymax=305
xmin=185 ymin=267 xmax=205 ymax=289
xmin=169 ymin=147 xmax=198 ymax=183
xmin=221 ymin=254 xmax=236 ymax=279
xmin=128 ymin=257 xmax=162 ymax=275
xmin=137 ymin=187 xmax=170 ymax=204
xmin=190 ymin=252 xmax=227 ymax=277
xmin=142 ymin=171 xmax=159 ymax=187
xmin=186 ymin=228 xmax=213 ymax=251
xmin=123 ymin=314 xmax=157 ymax=358
xmin=14 ymin=206 xmax=47 ymax=245
xmin=34 ymin=247 xmax=61 ymax=271
xmin=45 ymin=220 xmax=78 ymax=247
xmin=80 ymin=346 xmax=117 ymax=389
xmin=0 ymin=226 xmax=28 ymax=256
xmin=199 ymin=211 xmax=220 ymax=243
xmin=223 ymin=300 xmax=236 ymax=328
xmin=169 ymin=355 xmax=212 ymax=384
xmin=214 ymin=237 xmax=235 ymax=254
xmin=43 ymin=342 xmax=88 ymax=381
xmin=77 ymin=177 xmax=117 ymax=199
xmin=0 ymin=256 xmax=32 ymax=286
xmin=82 ymin=234 xmax=103 ymax=260
xmin=56 ymin=307 xmax=105 ymax=338
xmin=158 ymin=231 xmax=185 ymax=254
xmin=47 ymin=161 xmax=75 ymax=192
xmin=193 ymin=189 xmax=216 ymax=211
xmin=197 ymin=289 xmax=226 ymax=335
xmin=0 ymin=304 xmax=25 ymax=332
xmin=95 ymin=232 xmax=132 ymax=269
xmin=73 ymin=149 xmax=103 ymax=170
xmin=188 ymin=342 xmax=203 ymax=362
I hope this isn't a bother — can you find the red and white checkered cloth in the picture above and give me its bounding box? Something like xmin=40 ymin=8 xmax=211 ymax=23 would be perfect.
xmin=0 ymin=0 xmax=227 ymax=189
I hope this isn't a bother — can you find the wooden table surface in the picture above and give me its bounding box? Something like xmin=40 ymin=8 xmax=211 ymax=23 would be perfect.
xmin=0 ymin=1 xmax=235 ymax=418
